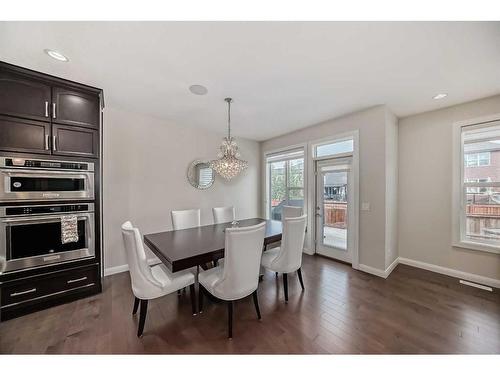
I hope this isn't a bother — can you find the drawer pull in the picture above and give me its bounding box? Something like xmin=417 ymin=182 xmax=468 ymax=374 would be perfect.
xmin=10 ymin=288 xmax=37 ymax=297
xmin=67 ymin=276 xmax=88 ymax=284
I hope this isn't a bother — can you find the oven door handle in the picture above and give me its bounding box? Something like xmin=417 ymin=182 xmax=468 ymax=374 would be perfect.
xmin=1 ymin=214 xmax=91 ymax=225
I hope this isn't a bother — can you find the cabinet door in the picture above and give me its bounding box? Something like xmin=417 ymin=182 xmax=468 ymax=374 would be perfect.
xmin=0 ymin=115 xmax=51 ymax=154
xmin=0 ymin=70 xmax=51 ymax=122
xmin=52 ymin=87 xmax=100 ymax=128
xmin=52 ymin=124 xmax=98 ymax=158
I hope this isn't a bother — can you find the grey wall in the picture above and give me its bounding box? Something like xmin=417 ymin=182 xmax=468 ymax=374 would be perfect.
xmin=103 ymin=106 xmax=260 ymax=272
xmin=261 ymin=105 xmax=397 ymax=271
xmin=398 ymin=95 xmax=500 ymax=280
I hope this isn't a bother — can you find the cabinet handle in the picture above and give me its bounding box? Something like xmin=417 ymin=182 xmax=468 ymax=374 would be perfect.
xmin=53 ymin=135 xmax=57 ymax=151
xmin=45 ymin=134 xmax=50 ymax=150
xmin=10 ymin=288 xmax=37 ymax=297
xmin=67 ymin=276 xmax=88 ymax=284
xmin=52 ymin=103 xmax=56 ymax=119
xmin=45 ymin=101 xmax=49 ymax=117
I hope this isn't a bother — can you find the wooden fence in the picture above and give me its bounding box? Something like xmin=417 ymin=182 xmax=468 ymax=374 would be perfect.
xmin=324 ymin=201 xmax=347 ymax=228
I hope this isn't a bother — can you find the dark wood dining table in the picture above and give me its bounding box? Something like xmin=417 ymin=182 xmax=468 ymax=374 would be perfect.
xmin=144 ymin=218 xmax=282 ymax=273
xmin=144 ymin=218 xmax=282 ymax=311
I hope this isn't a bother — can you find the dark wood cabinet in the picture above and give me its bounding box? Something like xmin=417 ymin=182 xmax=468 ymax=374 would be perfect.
xmin=0 ymin=115 xmax=51 ymax=154
xmin=52 ymin=124 xmax=99 ymax=158
xmin=0 ymin=61 xmax=103 ymax=321
xmin=0 ymin=70 xmax=51 ymax=122
xmin=52 ymin=86 xmax=100 ymax=128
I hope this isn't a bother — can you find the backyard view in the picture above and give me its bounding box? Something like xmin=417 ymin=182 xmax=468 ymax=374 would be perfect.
xmin=464 ymin=137 xmax=500 ymax=243
xmin=322 ymin=170 xmax=348 ymax=249
xmin=269 ymin=158 xmax=304 ymax=220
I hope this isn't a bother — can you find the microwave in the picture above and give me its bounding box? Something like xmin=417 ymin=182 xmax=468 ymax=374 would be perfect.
xmin=0 ymin=157 xmax=94 ymax=202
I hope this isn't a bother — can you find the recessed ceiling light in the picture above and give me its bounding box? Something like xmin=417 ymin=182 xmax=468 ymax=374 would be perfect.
xmin=189 ymin=84 xmax=208 ymax=95
xmin=433 ymin=93 xmax=448 ymax=100
xmin=44 ymin=49 xmax=69 ymax=62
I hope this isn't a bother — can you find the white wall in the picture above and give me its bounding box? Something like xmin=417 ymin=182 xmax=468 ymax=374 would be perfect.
xmin=398 ymin=95 xmax=500 ymax=280
xmin=103 ymin=106 xmax=260 ymax=272
xmin=261 ymin=105 xmax=398 ymax=272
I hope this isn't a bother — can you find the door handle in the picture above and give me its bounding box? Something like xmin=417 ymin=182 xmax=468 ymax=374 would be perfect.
xmin=45 ymin=101 xmax=49 ymax=117
xmin=53 ymin=135 xmax=57 ymax=151
xmin=45 ymin=134 xmax=50 ymax=150
xmin=315 ymin=213 xmax=322 ymax=217
xmin=52 ymin=103 xmax=56 ymax=119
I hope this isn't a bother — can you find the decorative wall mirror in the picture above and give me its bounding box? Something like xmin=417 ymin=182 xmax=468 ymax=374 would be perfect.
xmin=187 ymin=160 xmax=215 ymax=189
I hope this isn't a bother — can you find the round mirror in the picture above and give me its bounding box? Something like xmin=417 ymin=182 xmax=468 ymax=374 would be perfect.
xmin=187 ymin=160 xmax=215 ymax=190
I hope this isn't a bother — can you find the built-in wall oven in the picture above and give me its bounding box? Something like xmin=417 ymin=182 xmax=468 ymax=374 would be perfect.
xmin=0 ymin=203 xmax=95 ymax=273
xmin=0 ymin=157 xmax=94 ymax=202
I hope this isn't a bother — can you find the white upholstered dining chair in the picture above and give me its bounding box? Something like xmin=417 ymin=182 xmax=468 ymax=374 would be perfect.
xmin=282 ymin=205 xmax=303 ymax=219
xmin=198 ymin=221 xmax=266 ymax=338
xmin=121 ymin=221 xmax=196 ymax=337
xmin=261 ymin=214 xmax=307 ymax=302
xmin=212 ymin=206 xmax=235 ymax=224
xmin=171 ymin=208 xmax=201 ymax=230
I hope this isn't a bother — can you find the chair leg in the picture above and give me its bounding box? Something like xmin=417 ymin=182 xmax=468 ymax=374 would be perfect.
xmin=189 ymin=284 xmax=197 ymax=316
xmin=137 ymin=299 xmax=148 ymax=337
xmin=227 ymin=301 xmax=233 ymax=339
xmin=297 ymin=268 xmax=305 ymax=290
xmin=198 ymin=285 xmax=204 ymax=314
xmin=283 ymin=273 xmax=288 ymax=302
xmin=252 ymin=290 xmax=262 ymax=320
xmin=132 ymin=297 xmax=140 ymax=315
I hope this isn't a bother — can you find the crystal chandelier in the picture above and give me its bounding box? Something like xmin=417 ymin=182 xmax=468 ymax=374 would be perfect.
xmin=210 ymin=98 xmax=248 ymax=180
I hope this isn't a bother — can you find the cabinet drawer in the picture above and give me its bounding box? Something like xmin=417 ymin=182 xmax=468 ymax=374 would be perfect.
xmin=1 ymin=265 xmax=99 ymax=307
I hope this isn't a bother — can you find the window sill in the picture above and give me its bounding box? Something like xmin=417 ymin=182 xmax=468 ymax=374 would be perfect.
xmin=452 ymin=240 xmax=500 ymax=254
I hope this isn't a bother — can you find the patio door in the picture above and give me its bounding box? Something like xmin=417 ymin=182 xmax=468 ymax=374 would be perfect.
xmin=315 ymin=157 xmax=354 ymax=263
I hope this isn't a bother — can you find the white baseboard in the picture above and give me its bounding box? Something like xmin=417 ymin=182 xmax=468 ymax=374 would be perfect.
xmin=358 ymin=264 xmax=387 ymax=278
xmin=398 ymin=257 xmax=500 ymax=289
xmin=303 ymin=247 xmax=314 ymax=255
xmin=358 ymin=257 xmax=399 ymax=279
xmin=104 ymin=257 xmax=161 ymax=277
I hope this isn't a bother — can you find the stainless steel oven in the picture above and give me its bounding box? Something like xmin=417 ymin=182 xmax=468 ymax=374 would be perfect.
xmin=0 ymin=157 xmax=94 ymax=202
xmin=0 ymin=203 xmax=95 ymax=273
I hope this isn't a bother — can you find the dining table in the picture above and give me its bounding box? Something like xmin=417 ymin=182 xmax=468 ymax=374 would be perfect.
xmin=143 ymin=218 xmax=283 ymax=303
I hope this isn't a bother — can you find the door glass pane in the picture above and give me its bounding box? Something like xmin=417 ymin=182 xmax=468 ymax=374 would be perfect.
xmin=322 ymin=171 xmax=348 ymax=250
xmin=316 ymin=139 xmax=353 ymax=158
xmin=465 ymin=186 xmax=500 ymax=242
xmin=270 ymin=161 xmax=286 ymax=220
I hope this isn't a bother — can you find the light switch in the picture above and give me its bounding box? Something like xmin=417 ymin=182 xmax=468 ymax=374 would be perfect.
xmin=361 ymin=202 xmax=370 ymax=211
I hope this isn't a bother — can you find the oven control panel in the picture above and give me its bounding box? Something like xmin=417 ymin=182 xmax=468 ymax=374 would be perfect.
xmin=2 ymin=204 xmax=94 ymax=217
xmin=2 ymin=157 xmax=93 ymax=171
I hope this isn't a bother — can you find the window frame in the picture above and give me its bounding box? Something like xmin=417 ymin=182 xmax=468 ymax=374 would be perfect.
xmin=452 ymin=115 xmax=500 ymax=254
xmin=265 ymin=146 xmax=306 ymax=221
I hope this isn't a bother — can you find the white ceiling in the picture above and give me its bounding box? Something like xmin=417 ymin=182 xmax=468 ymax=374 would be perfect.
xmin=1 ymin=22 xmax=499 ymax=141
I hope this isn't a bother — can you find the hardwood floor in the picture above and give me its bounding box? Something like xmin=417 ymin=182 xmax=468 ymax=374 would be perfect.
xmin=1 ymin=255 xmax=499 ymax=354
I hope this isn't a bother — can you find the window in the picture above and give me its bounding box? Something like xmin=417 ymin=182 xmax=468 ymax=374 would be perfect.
xmin=315 ymin=139 xmax=353 ymax=158
xmin=465 ymin=152 xmax=491 ymax=167
xmin=457 ymin=121 xmax=500 ymax=250
xmin=267 ymin=149 xmax=304 ymax=220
